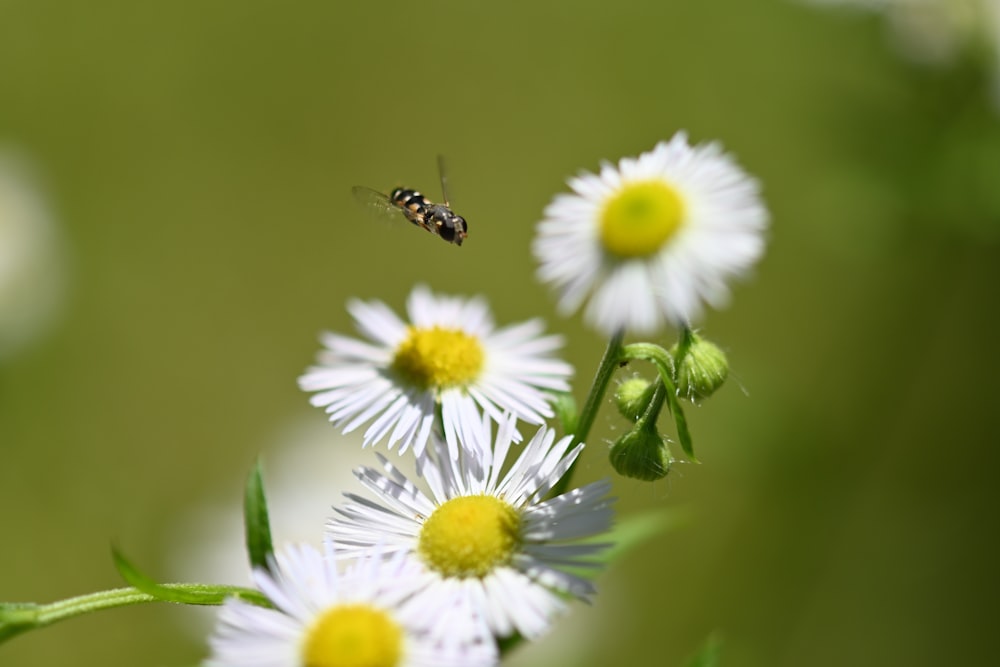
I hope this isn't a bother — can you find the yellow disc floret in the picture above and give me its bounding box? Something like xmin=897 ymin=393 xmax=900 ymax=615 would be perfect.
xmin=302 ymin=604 xmax=403 ymax=667
xmin=391 ymin=326 xmax=484 ymax=391
xmin=418 ymin=495 xmax=522 ymax=578
xmin=600 ymin=180 xmax=686 ymax=259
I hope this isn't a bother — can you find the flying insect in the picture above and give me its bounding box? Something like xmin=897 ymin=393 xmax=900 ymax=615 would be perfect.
xmin=352 ymin=156 xmax=468 ymax=246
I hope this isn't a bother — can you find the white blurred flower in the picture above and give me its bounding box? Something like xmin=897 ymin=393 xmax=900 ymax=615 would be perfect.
xmin=534 ymin=133 xmax=767 ymax=336
xmin=807 ymin=0 xmax=1000 ymax=79
xmin=0 ymin=151 xmax=65 ymax=360
xmin=167 ymin=416 xmax=421 ymax=641
xmin=166 ymin=416 xmax=403 ymax=589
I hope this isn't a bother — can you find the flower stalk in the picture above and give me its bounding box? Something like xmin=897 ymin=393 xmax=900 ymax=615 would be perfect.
xmin=551 ymin=329 xmax=625 ymax=497
xmin=0 ymin=584 xmax=268 ymax=644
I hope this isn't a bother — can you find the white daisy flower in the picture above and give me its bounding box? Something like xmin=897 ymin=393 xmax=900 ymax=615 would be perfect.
xmin=533 ymin=132 xmax=768 ymax=335
xmin=205 ymin=542 xmax=496 ymax=667
xmin=328 ymin=414 xmax=615 ymax=641
xmin=298 ymin=285 xmax=573 ymax=460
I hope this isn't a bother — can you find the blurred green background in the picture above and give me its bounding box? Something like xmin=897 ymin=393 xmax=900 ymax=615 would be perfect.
xmin=2 ymin=1 xmax=999 ymax=666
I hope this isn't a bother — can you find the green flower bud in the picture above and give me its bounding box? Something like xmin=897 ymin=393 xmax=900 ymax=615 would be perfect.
xmin=609 ymin=421 xmax=672 ymax=481
xmin=613 ymin=376 xmax=657 ymax=422
xmin=671 ymin=332 xmax=729 ymax=401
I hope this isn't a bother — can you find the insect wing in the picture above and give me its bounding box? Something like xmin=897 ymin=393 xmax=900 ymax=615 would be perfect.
xmin=437 ymin=154 xmax=451 ymax=207
xmin=351 ymin=186 xmax=403 ymax=224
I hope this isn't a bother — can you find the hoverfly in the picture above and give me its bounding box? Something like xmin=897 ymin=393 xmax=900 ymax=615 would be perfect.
xmin=351 ymin=156 xmax=468 ymax=246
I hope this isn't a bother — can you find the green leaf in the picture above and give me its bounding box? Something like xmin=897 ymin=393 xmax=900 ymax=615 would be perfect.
xmin=500 ymin=508 xmax=687 ymax=658
xmin=112 ymin=547 xmax=258 ymax=606
xmin=663 ymin=387 xmax=697 ymax=463
xmin=557 ymin=508 xmax=690 ymax=582
xmin=550 ymin=390 xmax=579 ymax=436
xmin=589 ymin=507 xmax=689 ymax=573
xmin=497 ymin=632 xmax=524 ymax=657
xmin=685 ymin=632 xmax=723 ymax=667
xmin=111 ymin=547 xmax=172 ymax=601
xmin=244 ymin=459 xmax=274 ymax=573
xmin=0 ymin=603 xmax=41 ymax=644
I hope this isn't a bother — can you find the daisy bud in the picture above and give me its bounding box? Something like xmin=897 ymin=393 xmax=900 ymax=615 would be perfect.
xmin=609 ymin=420 xmax=672 ymax=481
xmin=671 ymin=333 xmax=728 ymax=401
xmin=613 ymin=376 xmax=656 ymax=422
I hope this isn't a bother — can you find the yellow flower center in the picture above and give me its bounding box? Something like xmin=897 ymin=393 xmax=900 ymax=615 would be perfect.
xmin=391 ymin=326 xmax=484 ymax=391
xmin=418 ymin=495 xmax=522 ymax=578
xmin=599 ymin=180 xmax=685 ymax=259
xmin=302 ymin=604 xmax=403 ymax=667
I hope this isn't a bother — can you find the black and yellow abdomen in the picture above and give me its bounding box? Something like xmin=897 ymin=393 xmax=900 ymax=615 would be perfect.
xmin=390 ymin=188 xmax=432 ymax=226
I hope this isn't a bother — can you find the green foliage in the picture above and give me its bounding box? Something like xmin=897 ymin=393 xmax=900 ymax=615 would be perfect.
xmin=0 ymin=603 xmax=41 ymax=644
xmin=0 ymin=559 xmax=271 ymax=647
xmin=500 ymin=507 xmax=688 ymax=657
xmin=621 ymin=342 xmax=697 ymax=461
xmin=592 ymin=508 xmax=690 ymax=573
xmin=550 ymin=389 xmax=579 ymax=436
xmin=243 ymin=459 xmax=275 ymax=574
xmin=112 ymin=547 xmax=267 ymax=606
xmin=685 ymin=633 xmax=723 ymax=667
xmin=552 ymin=508 xmax=691 ymax=582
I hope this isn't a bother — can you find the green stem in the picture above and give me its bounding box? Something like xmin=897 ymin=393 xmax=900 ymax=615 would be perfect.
xmin=674 ymin=326 xmax=695 ymax=368
xmin=574 ymin=329 xmax=627 ymax=446
xmin=1 ymin=584 xmax=265 ymax=644
xmin=638 ymin=378 xmax=668 ymax=427
xmin=552 ymin=329 xmax=626 ymax=497
xmin=621 ymin=341 xmax=697 ymax=462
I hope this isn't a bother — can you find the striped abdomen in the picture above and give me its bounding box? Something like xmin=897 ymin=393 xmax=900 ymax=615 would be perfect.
xmin=390 ymin=188 xmax=431 ymax=225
